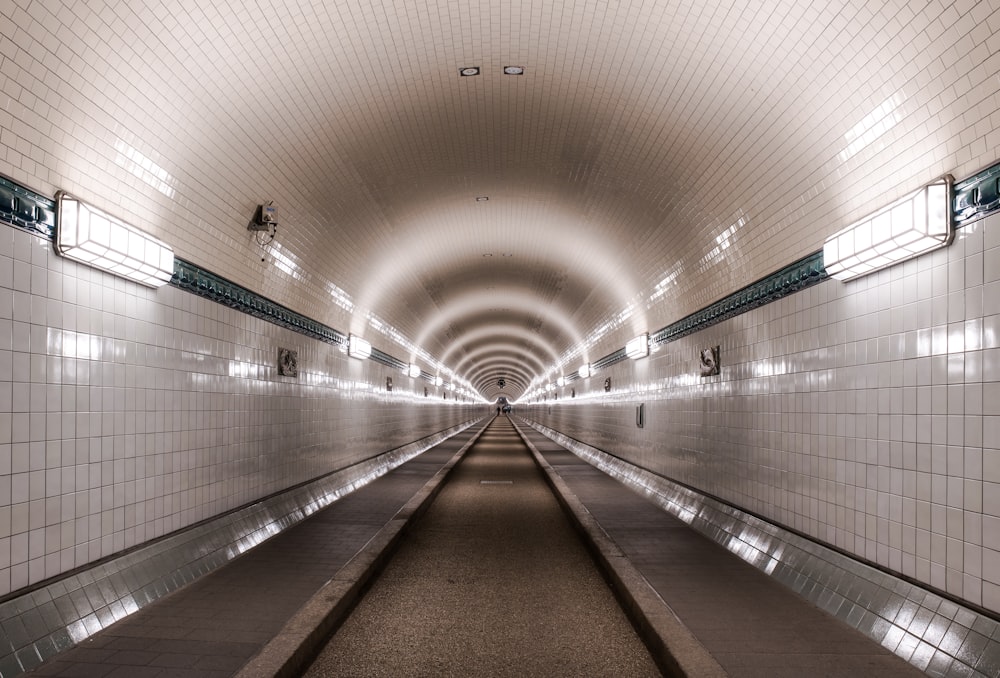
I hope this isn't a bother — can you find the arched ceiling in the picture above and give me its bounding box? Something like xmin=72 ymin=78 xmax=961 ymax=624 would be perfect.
xmin=6 ymin=1 xmax=989 ymax=400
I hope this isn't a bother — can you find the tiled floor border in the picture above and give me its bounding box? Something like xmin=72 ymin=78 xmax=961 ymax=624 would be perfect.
xmin=0 ymin=418 xmax=482 ymax=678
xmin=521 ymin=419 xmax=1000 ymax=678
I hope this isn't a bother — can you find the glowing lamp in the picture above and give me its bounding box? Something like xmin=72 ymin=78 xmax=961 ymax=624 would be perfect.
xmin=56 ymin=192 xmax=173 ymax=287
xmin=824 ymin=176 xmax=952 ymax=281
xmin=348 ymin=335 xmax=372 ymax=360
xmin=626 ymin=334 xmax=649 ymax=360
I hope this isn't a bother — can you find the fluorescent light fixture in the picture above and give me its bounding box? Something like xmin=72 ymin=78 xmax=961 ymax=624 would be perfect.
xmin=824 ymin=176 xmax=953 ymax=281
xmin=408 ymin=363 xmax=421 ymax=378
xmin=348 ymin=335 xmax=372 ymax=360
xmin=578 ymin=363 xmax=591 ymax=379
xmin=626 ymin=334 xmax=649 ymax=360
xmin=56 ymin=192 xmax=173 ymax=287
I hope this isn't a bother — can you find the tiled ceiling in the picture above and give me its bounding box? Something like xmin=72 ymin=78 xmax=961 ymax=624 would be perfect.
xmin=1 ymin=0 xmax=996 ymax=399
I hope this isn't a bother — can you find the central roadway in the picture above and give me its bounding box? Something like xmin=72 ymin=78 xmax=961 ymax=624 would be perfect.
xmin=304 ymin=416 xmax=660 ymax=677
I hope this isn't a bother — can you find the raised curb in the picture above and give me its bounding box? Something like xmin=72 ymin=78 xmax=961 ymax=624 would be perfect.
xmin=511 ymin=420 xmax=728 ymax=678
xmin=233 ymin=417 xmax=494 ymax=678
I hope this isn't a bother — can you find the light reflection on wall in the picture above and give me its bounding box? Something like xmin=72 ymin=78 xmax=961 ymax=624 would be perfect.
xmin=648 ymin=264 xmax=682 ymax=303
xmin=327 ymin=281 xmax=355 ymax=313
xmin=113 ymin=139 xmax=177 ymax=198
xmin=838 ymin=94 xmax=902 ymax=163
xmin=696 ymin=213 xmax=746 ymax=273
xmin=269 ymin=243 xmax=304 ymax=281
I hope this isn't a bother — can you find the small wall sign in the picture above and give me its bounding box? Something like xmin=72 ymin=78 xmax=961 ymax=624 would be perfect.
xmin=700 ymin=346 xmax=720 ymax=376
xmin=278 ymin=348 xmax=298 ymax=377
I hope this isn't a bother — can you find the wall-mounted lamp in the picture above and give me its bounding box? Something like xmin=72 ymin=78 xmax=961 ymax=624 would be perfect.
xmin=348 ymin=335 xmax=372 ymax=360
xmin=408 ymin=363 xmax=421 ymax=378
xmin=824 ymin=176 xmax=953 ymax=281
xmin=434 ymin=376 xmax=443 ymax=387
xmin=578 ymin=363 xmax=591 ymax=379
xmin=56 ymin=192 xmax=174 ymax=287
xmin=626 ymin=333 xmax=649 ymax=360
xmin=556 ymin=377 xmax=566 ymax=387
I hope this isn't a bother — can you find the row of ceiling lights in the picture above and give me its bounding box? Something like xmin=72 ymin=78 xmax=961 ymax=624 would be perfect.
xmin=347 ymin=334 xmax=477 ymax=395
xmin=519 ymin=333 xmax=649 ymax=400
xmin=460 ymin=66 xmax=525 ymax=76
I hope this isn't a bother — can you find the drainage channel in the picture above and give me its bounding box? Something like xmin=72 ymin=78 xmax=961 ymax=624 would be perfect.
xmin=302 ymin=416 xmax=660 ymax=677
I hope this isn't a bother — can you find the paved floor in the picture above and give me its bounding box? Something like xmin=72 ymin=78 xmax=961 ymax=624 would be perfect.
xmin=19 ymin=415 xmax=932 ymax=678
xmin=24 ymin=425 xmax=485 ymax=678
xmin=304 ymin=416 xmax=659 ymax=677
xmin=514 ymin=423 xmax=925 ymax=678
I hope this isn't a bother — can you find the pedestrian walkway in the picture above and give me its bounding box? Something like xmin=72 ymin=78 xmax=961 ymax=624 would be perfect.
xmin=513 ymin=421 xmax=925 ymax=678
xmin=25 ymin=421 xmax=488 ymax=678
xmin=304 ymin=416 xmax=659 ymax=677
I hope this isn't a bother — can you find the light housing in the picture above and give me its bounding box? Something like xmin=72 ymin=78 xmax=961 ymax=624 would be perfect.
xmin=556 ymin=377 xmax=566 ymax=387
xmin=434 ymin=376 xmax=443 ymax=387
xmin=348 ymin=335 xmax=372 ymax=360
xmin=408 ymin=363 xmax=421 ymax=378
xmin=824 ymin=176 xmax=953 ymax=281
xmin=56 ymin=192 xmax=173 ymax=287
xmin=578 ymin=363 xmax=591 ymax=379
xmin=626 ymin=334 xmax=649 ymax=360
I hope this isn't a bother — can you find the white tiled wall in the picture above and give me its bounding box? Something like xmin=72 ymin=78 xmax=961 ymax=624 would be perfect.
xmin=0 ymin=224 xmax=481 ymax=598
xmin=523 ymin=212 xmax=1000 ymax=615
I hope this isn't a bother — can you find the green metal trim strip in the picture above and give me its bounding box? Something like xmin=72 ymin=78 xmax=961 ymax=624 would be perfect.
xmin=369 ymin=347 xmax=407 ymax=371
xmin=582 ymin=251 xmax=828 ymax=371
xmin=650 ymin=250 xmax=827 ymax=347
xmin=591 ymin=347 xmax=629 ymax=371
xmin=170 ymin=258 xmax=348 ymax=346
xmin=953 ymin=162 xmax=1000 ymax=227
xmin=0 ymin=175 xmax=56 ymax=240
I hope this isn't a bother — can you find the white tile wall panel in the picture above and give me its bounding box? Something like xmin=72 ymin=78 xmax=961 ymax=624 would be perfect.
xmin=0 ymin=224 xmax=482 ymax=595
xmin=522 ymin=210 xmax=1000 ymax=615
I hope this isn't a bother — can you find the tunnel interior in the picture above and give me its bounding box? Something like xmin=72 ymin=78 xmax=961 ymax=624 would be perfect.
xmin=1 ymin=0 xmax=1000 ymax=676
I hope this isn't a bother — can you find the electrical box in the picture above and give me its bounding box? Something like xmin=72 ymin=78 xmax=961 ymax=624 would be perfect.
xmin=249 ymin=204 xmax=277 ymax=231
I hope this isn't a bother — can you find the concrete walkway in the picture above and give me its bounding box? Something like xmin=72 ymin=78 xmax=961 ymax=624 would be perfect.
xmin=514 ymin=421 xmax=925 ymax=678
xmin=304 ymin=416 xmax=659 ymax=677
xmin=22 ymin=413 xmax=930 ymax=678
